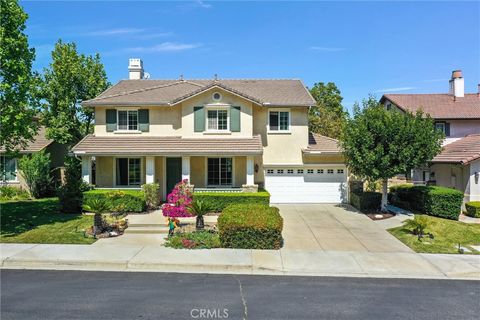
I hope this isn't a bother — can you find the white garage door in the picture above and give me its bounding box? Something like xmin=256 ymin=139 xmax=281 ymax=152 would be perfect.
xmin=264 ymin=167 xmax=348 ymax=204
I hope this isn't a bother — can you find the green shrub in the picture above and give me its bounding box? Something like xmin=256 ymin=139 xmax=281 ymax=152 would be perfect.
xmin=0 ymin=186 xmax=30 ymax=201
xmin=350 ymin=191 xmax=382 ymax=211
xmin=58 ymin=157 xmax=83 ymax=214
xmin=83 ymin=189 xmax=146 ymax=212
xmin=18 ymin=150 xmax=53 ymax=198
xmin=142 ymin=183 xmax=160 ymax=210
xmin=165 ymin=231 xmax=221 ymax=249
xmin=389 ymin=184 xmax=463 ymax=220
xmin=218 ymin=204 xmax=283 ymax=249
xmin=465 ymin=201 xmax=480 ymax=218
xmin=193 ymin=191 xmax=270 ymax=212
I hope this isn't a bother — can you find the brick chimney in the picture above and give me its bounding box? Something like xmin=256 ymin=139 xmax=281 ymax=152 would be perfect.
xmin=128 ymin=58 xmax=144 ymax=80
xmin=449 ymin=70 xmax=464 ymax=98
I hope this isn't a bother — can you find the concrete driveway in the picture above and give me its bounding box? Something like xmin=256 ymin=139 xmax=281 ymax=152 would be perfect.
xmin=278 ymin=204 xmax=412 ymax=252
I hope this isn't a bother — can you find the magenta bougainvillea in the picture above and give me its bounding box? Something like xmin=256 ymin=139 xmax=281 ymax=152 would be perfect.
xmin=162 ymin=179 xmax=193 ymax=217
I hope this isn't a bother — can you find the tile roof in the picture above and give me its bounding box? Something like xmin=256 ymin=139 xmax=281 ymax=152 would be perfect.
xmin=303 ymin=133 xmax=342 ymax=154
xmin=430 ymin=134 xmax=480 ymax=164
xmin=72 ymin=135 xmax=263 ymax=156
xmin=83 ymin=79 xmax=316 ymax=107
xmin=0 ymin=127 xmax=53 ymax=154
xmin=381 ymin=94 xmax=480 ymax=119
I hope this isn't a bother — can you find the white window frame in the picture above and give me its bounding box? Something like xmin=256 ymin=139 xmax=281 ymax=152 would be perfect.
xmin=268 ymin=108 xmax=291 ymax=133
xmin=113 ymin=157 xmax=143 ymax=187
xmin=205 ymin=157 xmax=234 ymax=187
xmin=0 ymin=156 xmax=18 ymax=183
xmin=205 ymin=104 xmax=230 ymax=133
xmin=116 ymin=108 xmax=140 ymax=132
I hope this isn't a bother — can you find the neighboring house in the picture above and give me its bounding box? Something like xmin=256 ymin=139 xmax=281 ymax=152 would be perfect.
xmin=72 ymin=58 xmax=347 ymax=203
xmin=429 ymin=134 xmax=480 ymax=206
xmin=380 ymin=70 xmax=480 ymax=184
xmin=0 ymin=127 xmax=68 ymax=190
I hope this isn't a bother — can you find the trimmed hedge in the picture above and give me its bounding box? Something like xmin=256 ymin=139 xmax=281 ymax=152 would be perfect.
xmin=389 ymin=184 xmax=463 ymax=220
xmin=193 ymin=191 xmax=270 ymax=212
xmin=83 ymin=189 xmax=146 ymax=213
xmin=465 ymin=201 xmax=480 ymax=218
xmin=218 ymin=204 xmax=283 ymax=249
xmin=350 ymin=191 xmax=382 ymax=211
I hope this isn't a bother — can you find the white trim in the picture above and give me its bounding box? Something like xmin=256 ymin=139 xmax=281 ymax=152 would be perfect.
xmin=246 ymin=156 xmax=254 ymax=185
xmin=205 ymin=105 xmax=230 ymax=132
xmin=205 ymin=156 xmax=235 ymax=187
xmin=116 ymin=109 xmax=139 ymax=132
xmin=145 ymin=156 xmax=155 ymax=184
xmin=171 ymin=85 xmax=262 ymax=106
xmin=267 ymin=108 xmax=291 ymax=133
xmin=182 ymin=156 xmax=191 ymax=182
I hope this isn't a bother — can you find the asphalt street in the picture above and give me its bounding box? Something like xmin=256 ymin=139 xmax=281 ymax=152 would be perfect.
xmin=1 ymin=269 xmax=478 ymax=320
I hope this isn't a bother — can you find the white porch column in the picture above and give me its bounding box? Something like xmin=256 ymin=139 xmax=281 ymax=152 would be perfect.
xmin=81 ymin=156 xmax=92 ymax=184
xmin=146 ymin=156 xmax=155 ymax=184
xmin=246 ymin=156 xmax=254 ymax=185
xmin=182 ymin=156 xmax=191 ymax=183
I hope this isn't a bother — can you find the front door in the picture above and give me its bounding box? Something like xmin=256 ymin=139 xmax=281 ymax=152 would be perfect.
xmin=166 ymin=157 xmax=182 ymax=195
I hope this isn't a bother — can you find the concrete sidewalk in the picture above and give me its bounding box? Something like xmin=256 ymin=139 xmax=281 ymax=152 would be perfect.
xmin=1 ymin=243 xmax=479 ymax=280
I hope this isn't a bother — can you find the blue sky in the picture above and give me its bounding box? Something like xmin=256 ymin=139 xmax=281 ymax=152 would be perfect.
xmin=22 ymin=1 xmax=479 ymax=111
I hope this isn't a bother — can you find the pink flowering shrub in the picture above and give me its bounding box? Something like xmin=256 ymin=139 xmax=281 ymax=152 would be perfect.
xmin=162 ymin=179 xmax=193 ymax=217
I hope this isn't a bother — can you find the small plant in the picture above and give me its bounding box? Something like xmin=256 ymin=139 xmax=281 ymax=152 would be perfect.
xmin=404 ymin=215 xmax=430 ymax=240
xmin=465 ymin=201 xmax=480 ymax=218
xmin=165 ymin=230 xmax=221 ymax=249
xmin=187 ymin=199 xmax=212 ymax=230
xmin=0 ymin=186 xmax=30 ymax=201
xmin=162 ymin=179 xmax=193 ymax=217
xmin=142 ymin=183 xmax=161 ymax=210
xmin=83 ymin=198 xmax=111 ymax=234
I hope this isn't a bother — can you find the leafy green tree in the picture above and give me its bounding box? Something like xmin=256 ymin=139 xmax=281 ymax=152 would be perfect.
xmin=41 ymin=40 xmax=109 ymax=146
xmin=309 ymin=82 xmax=347 ymax=139
xmin=18 ymin=150 xmax=52 ymax=198
xmin=0 ymin=0 xmax=39 ymax=152
xmin=341 ymin=96 xmax=443 ymax=210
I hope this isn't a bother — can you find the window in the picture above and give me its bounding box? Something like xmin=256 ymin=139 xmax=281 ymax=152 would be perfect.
xmin=269 ymin=110 xmax=290 ymax=132
xmin=337 ymin=169 xmax=344 ymax=174
xmin=0 ymin=156 xmax=17 ymax=182
xmin=267 ymin=169 xmax=274 ymax=174
xmin=277 ymin=169 xmax=284 ymax=174
xmin=208 ymin=158 xmax=232 ymax=186
xmin=307 ymin=169 xmax=314 ymax=174
xmin=116 ymin=158 xmax=141 ymax=186
xmin=118 ymin=110 xmax=138 ymax=131
xmin=212 ymin=92 xmax=222 ymax=101
xmin=207 ymin=109 xmax=228 ymax=131
xmin=435 ymin=122 xmax=446 ymax=135
xmin=287 ymin=169 xmax=294 ymax=174
xmin=297 ymin=169 xmax=304 ymax=174
xmin=317 ymin=169 xmax=324 ymax=174
xmin=327 ymin=169 xmax=334 ymax=174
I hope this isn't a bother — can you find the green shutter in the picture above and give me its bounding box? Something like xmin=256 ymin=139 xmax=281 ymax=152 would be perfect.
xmin=138 ymin=109 xmax=149 ymax=132
xmin=106 ymin=109 xmax=117 ymax=132
xmin=194 ymin=106 xmax=205 ymax=132
xmin=230 ymin=106 xmax=241 ymax=132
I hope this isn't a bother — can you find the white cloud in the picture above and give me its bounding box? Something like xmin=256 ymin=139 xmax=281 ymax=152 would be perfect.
xmin=126 ymin=42 xmax=202 ymax=53
xmin=85 ymin=28 xmax=146 ymax=36
xmin=195 ymin=1 xmax=212 ymax=8
xmin=374 ymin=87 xmax=416 ymax=93
xmin=309 ymin=46 xmax=345 ymax=52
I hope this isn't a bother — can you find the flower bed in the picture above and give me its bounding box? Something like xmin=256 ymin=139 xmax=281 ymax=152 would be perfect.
xmin=165 ymin=230 xmax=220 ymax=249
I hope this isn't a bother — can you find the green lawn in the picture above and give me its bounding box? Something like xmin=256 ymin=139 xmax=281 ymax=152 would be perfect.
xmin=389 ymin=215 xmax=480 ymax=254
xmin=1 ymin=198 xmax=95 ymax=244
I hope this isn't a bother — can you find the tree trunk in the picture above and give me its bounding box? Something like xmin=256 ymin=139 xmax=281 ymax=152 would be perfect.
xmin=381 ymin=178 xmax=388 ymax=212
xmin=196 ymin=215 xmax=204 ymax=230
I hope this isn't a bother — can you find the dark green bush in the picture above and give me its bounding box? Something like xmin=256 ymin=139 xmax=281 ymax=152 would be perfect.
xmin=58 ymin=157 xmax=83 ymax=214
xmin=18 ymin=150 xmax=53 ymax=198
xmin=83 ymin=189 xmax=146 ymax=213
xmin=350 ymin=191 xmax=382 ymax=211
xmin=465 ymin=201 xmax=480 ymax=218
xmin=217 ymin=204 xmax=283 ymax=249
xmin=193 ymin=191 xmax=270 ymax=212
xmin=389 ymin=184 xmax=463 ymax=220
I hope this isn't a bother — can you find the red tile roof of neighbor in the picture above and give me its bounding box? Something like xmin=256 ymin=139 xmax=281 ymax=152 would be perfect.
xmin=381 ymin=94 xmax=480 ymax=119
xmin=304 ymin=133 xmax=342 ymax=154
xmin=0 ymin=127 xmax=53 ymax=154
xmin=72 ymin=135 xmax=263 ymax=156
xmin=431 ymin=134 xmax=480 ymax=164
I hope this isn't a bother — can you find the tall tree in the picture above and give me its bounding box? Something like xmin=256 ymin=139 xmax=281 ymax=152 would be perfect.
xmin=341 ymin=96 xmax=444 ymax=210
xmin=41 ymin=40 xmax=109 ymax=146
xmin=0 ymin=0 xmax=38 ymax=152
xmin=309 ymin=82 xmax=347 ymax=139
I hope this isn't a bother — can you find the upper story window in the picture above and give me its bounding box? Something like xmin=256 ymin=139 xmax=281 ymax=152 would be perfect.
xmin=212 ymin=92 xmax=222 ymax=101
xmin=207 ymin=109 xmax=228 ymax=131
xmin=269 ymin=110 xmax=290 ymax=132
xmin=118 ymin=110 xmax=138 ymax=131
xmin=434 ymin=122 xmax=450 ymax=136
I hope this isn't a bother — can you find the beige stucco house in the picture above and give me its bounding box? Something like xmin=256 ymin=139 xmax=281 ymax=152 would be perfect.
xmin=72 ymin=59 xmax=347 ymax=203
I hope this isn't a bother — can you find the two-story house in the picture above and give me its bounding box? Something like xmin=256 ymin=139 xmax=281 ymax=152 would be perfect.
xmin=380 ymin=70 xmax=480 ymax=205
xmin=72 ymin=59 xmax=348 ymax=203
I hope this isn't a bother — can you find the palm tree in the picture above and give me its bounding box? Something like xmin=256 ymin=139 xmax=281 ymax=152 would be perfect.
xmin=83 ymin=198 xmax=110 ymax=234
xmin=187 ymin=200 xmax=212 ymax=230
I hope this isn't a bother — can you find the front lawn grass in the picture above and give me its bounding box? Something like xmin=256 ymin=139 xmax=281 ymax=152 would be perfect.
xmin=1 ymin=198 xmax=95 ymax=244
xmin=389 ymin=215 xmax=480 ymax=254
